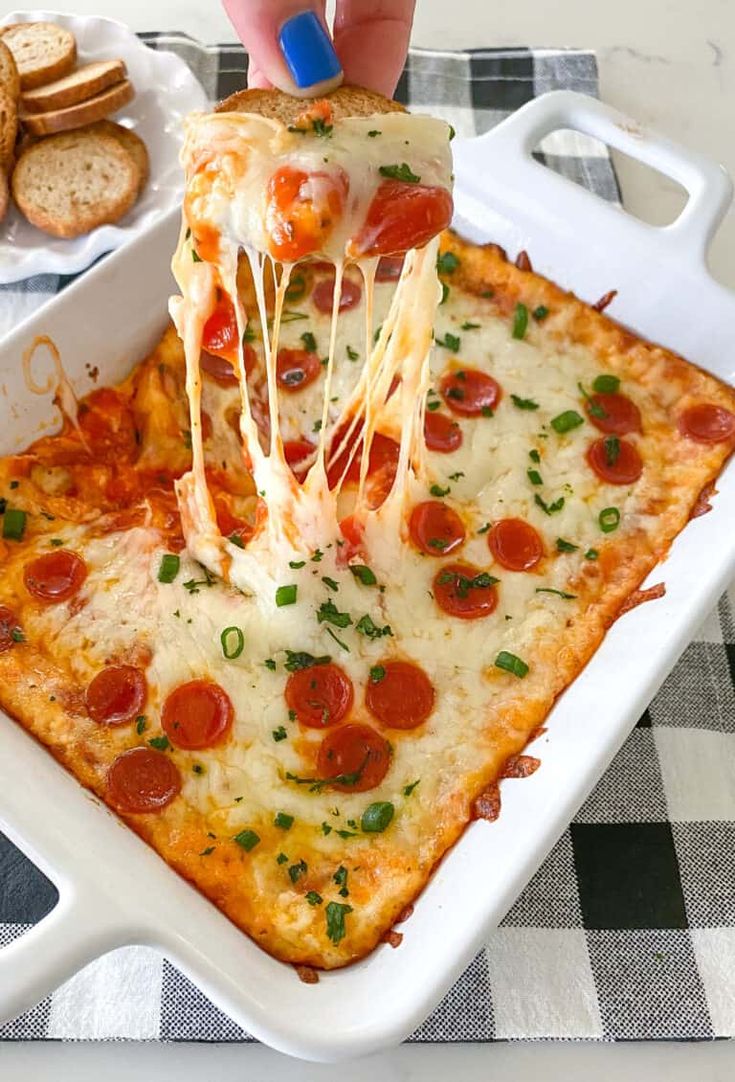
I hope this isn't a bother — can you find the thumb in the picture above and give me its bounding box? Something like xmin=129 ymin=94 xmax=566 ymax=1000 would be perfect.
xmin=222 ymin=1 xmax=343 ymax=97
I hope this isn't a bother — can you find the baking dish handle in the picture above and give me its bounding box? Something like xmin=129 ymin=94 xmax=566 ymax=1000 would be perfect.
xmin=458 ymin=89 xmax=733 ymax=262
xmin=0 ymin=888 xmax=126 ymax=1025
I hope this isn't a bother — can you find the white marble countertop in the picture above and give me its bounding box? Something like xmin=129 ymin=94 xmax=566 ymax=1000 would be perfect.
xmin=3 ymin=1 xmax=734 ymax=1078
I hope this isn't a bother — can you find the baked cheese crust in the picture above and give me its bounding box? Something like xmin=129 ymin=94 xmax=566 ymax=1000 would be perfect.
xmin=0 ymin=234 xmax=733 ymax=969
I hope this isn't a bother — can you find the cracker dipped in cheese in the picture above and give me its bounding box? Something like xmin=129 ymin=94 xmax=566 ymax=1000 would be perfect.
xmin=1 ymin=86 xmax=735 ymax=973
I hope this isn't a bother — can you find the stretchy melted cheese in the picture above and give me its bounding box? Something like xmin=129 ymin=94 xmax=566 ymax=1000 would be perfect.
xmin=1 ymin=226 xmax=734 ymax=967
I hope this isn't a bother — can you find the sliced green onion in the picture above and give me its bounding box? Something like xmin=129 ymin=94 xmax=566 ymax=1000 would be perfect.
xmin=592 ymin=374 xmax=620 ymax=394
xmin=157 ymin=553 xmax=180 ymax=583
xmin=551 ymin=410 xmax=584 ymax=434
xmin=599 ymin=507 xmax=620 ymax=533
xmin=527 ymin=468 xmax=543 ymax=486
xmin=437 ymin=251 xmax=459 ymax=275
xmin=512 ymin=303 xmax=529 ymax=340
xmin=511 ymin=394 xmax=539 ymax=410
xmin=276 ymin=584 xmax=298 ymax=607
xmin=2 ymin=508 xmax=26 ymax=541
xmin=361 ymin=801 xmax=394 ymax=833
xmin=556 ymin=538 xmax=578 ymax=553
xmin=350 ymin=565 xmax=377 ymax=586
xmin=233 ymin=830 xmax=260 ymax=852
xmin=274 ymin=812 xmax=294 ymax=830
xmin=495 ymin=651 xmax=529 ymax=678
xmin=221 ymin=625 xmax=245 ymax=659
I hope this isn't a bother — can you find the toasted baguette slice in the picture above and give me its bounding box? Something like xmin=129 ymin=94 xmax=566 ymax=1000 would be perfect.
xmin=21 ymin=78 xmax=134 ymax=136
xmin=0 ymin=83 xmax=18 ymax=172
xmin=0 ymin=22 xmax=76 ymax=91
xmin=21 ymin=59 xmax=127 ymax=114
xmin=12 ymin=128 xmax=139 ymax=238
xmin=84 ymin=119 xmax=149 ymax=194
xmin=215 ymin=84 xmax=405 ymax=121
xmin=0 ymin=168 xmax=8 ymax=224
xmin=0 ymin=39 xmax=20 ymax=102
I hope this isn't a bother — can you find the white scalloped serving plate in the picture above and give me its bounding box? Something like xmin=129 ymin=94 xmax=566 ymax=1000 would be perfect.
xmin=0 ymin=10 xmax=207 ymax=284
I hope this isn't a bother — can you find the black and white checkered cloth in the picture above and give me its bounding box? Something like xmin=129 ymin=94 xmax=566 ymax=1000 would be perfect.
xmin=1 ymin=39 xmax=732 ymax=1045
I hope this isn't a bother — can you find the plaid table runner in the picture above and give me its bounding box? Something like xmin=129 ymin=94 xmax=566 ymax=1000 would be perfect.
xmin=1 ymin=39 xmax=733 ymax=1045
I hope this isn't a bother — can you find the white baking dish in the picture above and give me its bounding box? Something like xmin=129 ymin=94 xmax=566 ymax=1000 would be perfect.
xmin=0 ymin=91 xmax=733 ymax=1062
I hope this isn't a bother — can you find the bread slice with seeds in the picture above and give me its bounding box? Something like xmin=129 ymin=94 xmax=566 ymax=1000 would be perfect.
xmin=83 ymin=119 xmax=149 ymax=194
xmin=12 ymin=128 xmax=139 ymax=238
xmin=0 ymin=22 xmax=76 ymax=91
xmin=21 ymin=59 xmax=127 ymax=114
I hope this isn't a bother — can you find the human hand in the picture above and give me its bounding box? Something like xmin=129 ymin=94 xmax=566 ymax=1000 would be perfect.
xmin=222 ymin=0 xmax=416 ymax=99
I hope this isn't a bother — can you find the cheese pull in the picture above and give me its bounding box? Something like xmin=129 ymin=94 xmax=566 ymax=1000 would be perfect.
xmin=171 ymin=86 xmax=454 ymax=599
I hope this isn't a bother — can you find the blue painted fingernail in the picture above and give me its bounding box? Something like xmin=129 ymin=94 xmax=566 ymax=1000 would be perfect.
xmin=278 ymin=11 xmax=342 ymax=89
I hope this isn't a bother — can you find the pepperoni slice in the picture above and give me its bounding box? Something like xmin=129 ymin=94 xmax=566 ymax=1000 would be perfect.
xmin=365 ymin=660 xmax=435 ymax=729
xmin=375 ymin=255 xmax=404 ymax=282
xmin=585 ymin=392 xmax=642 ymax=435
xmin=214 ymin=497 xmax=254 ymax=546
xmin=409 ymin=500 xmax=465 ymax=556
xmin=327 ymin=426 xmax=400 ymax=496
xmin=587 ymin=438 xmax=643 ymax=485
xmin=200 ymin=344 xmax=256 ymax=386
xmin=316 ymin=723 xmax=391 ymax=792
xmin=107 ymin=747 xmax=181 ymax=814
xmin=24 ymin=550 xmax=87 ymax=604
xmin=488 ymin=518 xmax=544 ymax=572
xmin=433 ymin=561 xmax=499 ymax=620
xmin=285 ymin=662 xmax=354 ymax=728
xmin=311 ymin=276 xmax=362 ymax=314
xmin=0 ymin=605 xmax=20 ymax=652
xmin=424 ymin=409 xmax=462 ymax=453
xmin=202 ymin=296 xmax=239 ymax=358
xmin=276 ymin=348 xmax=322 ymax=392
xmin=440 ymin=369 xmax=502 ymax=417
xmin=266 ymin=166 xmax=347 ymax=262
xmin=283 ymin=438 xmax=315 ymax=480
xmin=77 ymin=388 xmax=137 ymax=463
xmin=351 ymin=180 xmax=453 ymax=258
xmin=86 ymin=665 xmax=147 ymax=726
xmin=338 ymin=514 xmax=364 ymax=561
xmin=162 ymin=679 xmax=234 ymax=750
xmin=679 ymin=403 xmax=735 ymax=444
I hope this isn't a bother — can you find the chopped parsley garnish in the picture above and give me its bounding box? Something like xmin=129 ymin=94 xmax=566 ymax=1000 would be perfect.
xmin=286 ymin=754 xmax=370 ymax=793
xmin=284 ymin=650 xmax=331 ymax=672
xmin=220 ymin=625 xmax=244 ymax=660
xmin=534 ymin=493 xmax=565 ymax=515
xmin=234 ymin=830 xmax=261 ymax=852
xmin=317 ymin=599 xmax=352 ymax=629
xmin=306 ymin=891 xmax=323 ymax=906
xmin=511 ymin=394 xmax=539 ymax=410
xmin=533 ymin=305 xmax=549 ymax=321
xmin=512 ymin=303 xmax=529 ymax=340
xmin=373 ymin=323 xmax=383 ymax=343
xmin=49 ymin=537 xmax=63 ymax=547
xmin=367 ymin=129 xmax=381 ymax=137
xmin=311 ymin=549 xmax=324 ymax=563
xmin=527 ymin=468 xmax=543 ymax=486
xmin=599 ymin=507 xmax=621 ymax=533
xmin=536 ymin=587 xmax=577 ymax=600
xmin=229 ymin=533 xmax=245 ymax=549
xmin=379 ymin=162 xmax=420 ymax=183
xmin=448 ymin=124 xmax=456 ymax=140
xmin=585 ymin=548 xmax=599 ymax=560
xmin=276 ymin=584 xmax=298 ymax=607
xmin=325 ymin=627 xmax=350 ymax=652
xmin=427 ymin=398 xmax=441 ymax=411
xmin=435 ymin=332 xmax=460 ymax=352
xmin=10 ymin=627 xmax=24 ymax=643
xmin=361 ymin=801 xmax=394 ymax=833
xmin=311 ymin=117 xmax=333 ymax=137
xmin=403 ymin=779 xmax=420 ymax=797
xmin=448 ymin=471 xmax=465 ymax=481
xmin=182 ymin=567 xmax=215 ymax=594
xmin=191 ymin=248 xmax=203 ymax=263
xmin=280 ymin=309 xmax=308 ymax=323
xmin=430 ymin=483 xmax=450 ymax=497
xmin=2 ymin=508 xmax=26 ymax=541
xmin=369 ymin=665 xmax=386 ymax=684
xmin=135 ymin=716 xmax=147 ymax=735
xmin=264 ymin=658 xmax=277 ymax=671
xmin=199 ymin=846 xmax=215 ymax=857
xmin=322 ymin=576 xmax=339 ymax=593
xmin=325 ymin=901 xmax=353 ymax=945
xmin=477 ymin=522 xmax=491 ymax=534
xmin=288 ymin=859 xmax=308 ymax=883
xmin=355 ymin=614 xmax=393 ymax=639
xmin=272 ymin=726 xmax=288 ymax=742
xmin=242 ymin=324 xmax=256 ymax=343
xmin=577 ymin=381 xmax=607 ymax=419
xmin=593 ymin=374 xmax=620 ymax=394
xmin=333 ymin=865 xmax=349 ymax=896
xmin=274 ymin=812 xmax=294 ymax=830
xmin=346 ymin=345 xmax=359 ymax=361
xmin=481 ymin=406 xmax=494 ymax=417
xmin=551 ymin=410 xmax=584 ymax=434
xmin=350 ymin=565 xmax=377 ymax=586
xmin=148 ymin=735 xmax=170 ymax=751
xmin=289 ymin=560 xmax=306 ymax=569
xmin=312 ymin=420 xmax=323 ymax=434
xmin=429 ymin=538 xmax=448 ymax=550
xmin=437 ymin=570 xmax=498 ymax=598
xmin=556 ymin=538 xmax=579 ymax=553
xmin=300 ymin=330 xmax=317 ymax=352
xmin=461 ymin=321 xmax=481 ymax=330
xmin=321 ymin=822 xmax=332 ymax=835
xmin=192 ymin=763 xmax=204 ymax=774
xmin=604 ymin=435 xmax=621 ymax=465
xmin=495 ymin=651 xmax=529 ymax=678
xmin=529 ymin=449 xmax=541 ymax=463
xmin=437 ymin=251 xmax=459 ymax=275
